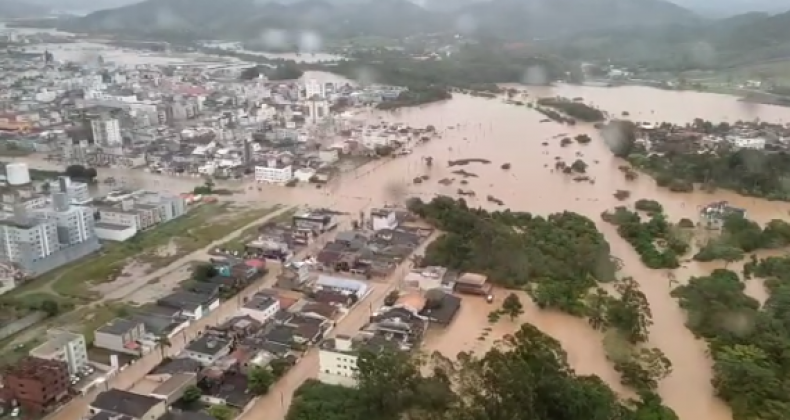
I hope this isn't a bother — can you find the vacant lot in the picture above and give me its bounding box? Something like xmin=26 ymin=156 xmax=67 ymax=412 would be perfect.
xmin=2 ymin=203 xmax=281 ymax=306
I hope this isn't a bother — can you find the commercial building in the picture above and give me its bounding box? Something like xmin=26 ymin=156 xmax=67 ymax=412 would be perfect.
xmin=90 ymin=116 xmax=122 ymax=146
xmin=1 ymin=357 xmax=70 ymax=413
xmin=90 ymin=389 xmax=167 ymax=420
xmin=254 ymin=158 xmax=293 ymax=184
xmin=94 ymin=318 xmax=147 ymax=355
xmin=28 ymin=329 xmax=89 ymax=375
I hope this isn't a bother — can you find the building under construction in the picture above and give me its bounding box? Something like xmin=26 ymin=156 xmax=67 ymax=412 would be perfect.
xmin=0 ymin=357 xmax=70 ymax=413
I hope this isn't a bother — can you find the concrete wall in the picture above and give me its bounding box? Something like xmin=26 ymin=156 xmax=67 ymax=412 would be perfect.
xmin=22 ymin=237 xmax=101 ymax=277
xmin=0 ymin=312 xmax=47 ymax=341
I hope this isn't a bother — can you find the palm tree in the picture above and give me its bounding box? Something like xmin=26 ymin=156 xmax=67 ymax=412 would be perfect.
xmin=156 ymin=335 xmax=171 ymax=359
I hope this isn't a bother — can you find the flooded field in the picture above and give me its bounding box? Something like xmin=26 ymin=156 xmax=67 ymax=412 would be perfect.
xmin=17 ymin=83 xmax=790 ymax=420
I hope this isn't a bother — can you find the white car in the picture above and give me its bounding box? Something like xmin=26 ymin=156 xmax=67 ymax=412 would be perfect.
xmin=11 ymin=408 xmax=20 ymax=417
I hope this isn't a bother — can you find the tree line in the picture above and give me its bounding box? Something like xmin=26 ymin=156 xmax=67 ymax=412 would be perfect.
xmin=695 ymin=214 xmax=790 ymax=263
xmin=628 ymin=147 xmax=790 ymax=200
xmin=672 ymin=264 xmax=790 ymax=420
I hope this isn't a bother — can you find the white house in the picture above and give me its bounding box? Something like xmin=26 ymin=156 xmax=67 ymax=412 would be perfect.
xmin=239 ymin=293 xmax=280 ymax=324
xmin=183 ymin=334 xmax=232 ymax=366
xmin=369 ymin=208 xmax=398 ymax=231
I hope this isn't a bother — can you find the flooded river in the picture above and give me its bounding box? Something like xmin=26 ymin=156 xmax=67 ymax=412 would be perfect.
xmin=17 ymin=84 xmax=790 ymax=420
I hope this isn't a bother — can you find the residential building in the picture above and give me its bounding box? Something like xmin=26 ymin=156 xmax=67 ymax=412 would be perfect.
xmin=157 ymin=291 xmax=219 ymax=320
xmin=318 ymin=306 xmax=426 ymax=386
xmin=98 ymin=193 xmax=186 ymax=232
xmin=136 ymin=192 xmax=187 ymax=222
xmin=369 ymin=208 xmax=398 ymax=231
xmin=304 ymin=79 xmax=326 ymax=99
xmin=34 ymin=194 xmax=96 ymax=246
xmin=316 ymin=275 xmax=368 ymax=296
xmin=90 ymin=389 xmax=167 ymax=420
xmin=94 ymin=222 xmax=138 ymax=242
xmin=149 ymin=373 xmax=197 ymax=404
xmin=305 ymin=99 xmax=329 ymax=125
xmin=183 ymin=334 xmax=232 ymax=365
xmin=403 ymin=266 xmax=456 ymax=292
xmin=254 ymin=158 xmax=293 ymax=184
xmin=0 ymin=213 xmax=59 ymax=266
xmin=239 ymin=293 xmax=280 ymax=324
xmin=98 ymin=200 xmax=158 ymax=231
xmin=318 ymin=306 xmax=427 ymax=386
xmin=28 ymin=329 xmax=89 ymax=375
xmin=90 ymin=116 xmax=122 ymax=146
xmin=1 ymin=357 xmax=70 ymax=413
xmin=49 ymin=176 xmax=92 ymax=205
xmin=94 ymin=318 xmax=147 ymax=355
xmin=0 ymin=196 xmax=100 ymax=275
xmin=454 ymin=272 xmax=493 ymax=296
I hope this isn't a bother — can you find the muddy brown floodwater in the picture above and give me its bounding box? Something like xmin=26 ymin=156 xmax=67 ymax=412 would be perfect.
xmin=19 ymin=84 xmax=790 ymax=420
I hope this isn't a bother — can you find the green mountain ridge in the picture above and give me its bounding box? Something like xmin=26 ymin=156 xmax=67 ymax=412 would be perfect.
xmin=552 ymin=9 xmax=790 ymax=70
xmin=61 ymin=0 xmax=699 ymax=42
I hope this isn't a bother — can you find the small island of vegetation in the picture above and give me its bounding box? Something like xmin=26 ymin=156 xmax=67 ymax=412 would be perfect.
xmin=537 ymin=97 xmax=606 ymax=122
xmin=601 ymin=206 xmax=688 ymax=269
xmin=408 ymin=196 xmax=617 ymax=315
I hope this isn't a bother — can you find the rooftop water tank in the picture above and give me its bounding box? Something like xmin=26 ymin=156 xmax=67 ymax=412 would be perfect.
xmin=6 ymin=163 xmax=30 ymax=186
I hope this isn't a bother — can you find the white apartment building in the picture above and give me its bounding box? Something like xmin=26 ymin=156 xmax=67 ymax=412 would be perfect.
xmin=29 ymin=329 xmax=89 ymax=375
xmin=33 ymin=194 xmax=96 ymax=246
xmin=255 ymin=158 xmax=293 ymax=184
xmin=90 ymin=117 xmax=122 ymax=146
xmin=318 ymin=334 xmax=360 ymax=387
xmin=0 ymin=216 xmax=59 ymax=264
xmin=304 ymin=79 xmax=326 ymax=99
xmin=49 ymin=176 xmax=92 ymax=204
xmin=306 ymin=99 xmax=330 ymax=125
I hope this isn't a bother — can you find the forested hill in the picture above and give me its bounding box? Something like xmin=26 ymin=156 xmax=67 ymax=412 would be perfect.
xmin=61 ymin=0 xmax=698 ymax=42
